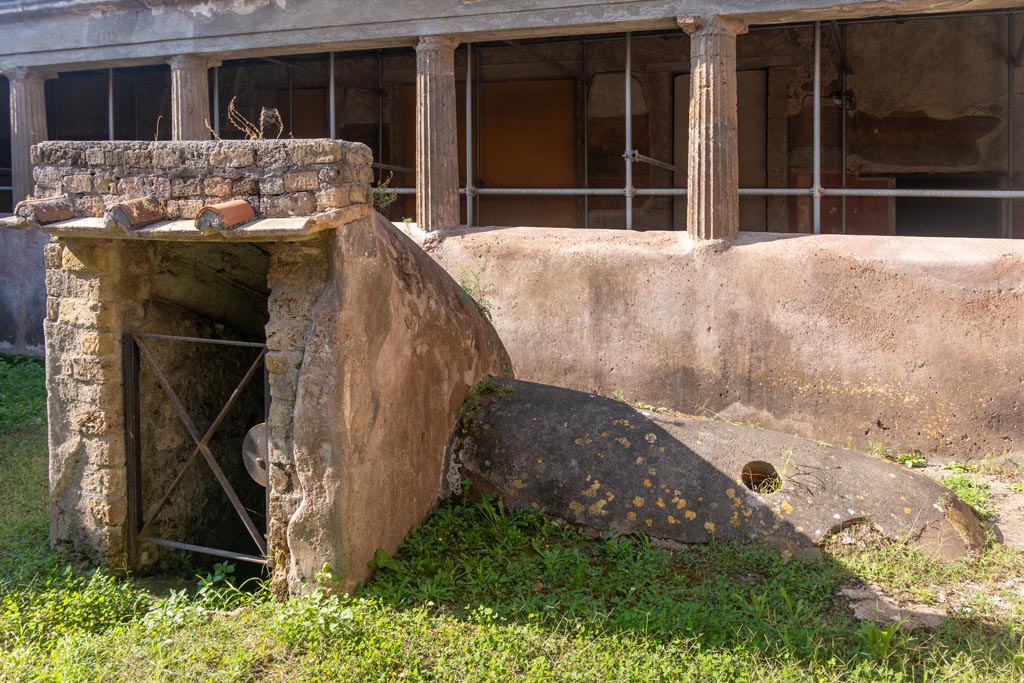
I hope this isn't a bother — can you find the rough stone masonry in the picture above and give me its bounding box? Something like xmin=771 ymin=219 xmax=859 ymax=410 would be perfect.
xmin=9 ymin=139 xmax=510 ymax=595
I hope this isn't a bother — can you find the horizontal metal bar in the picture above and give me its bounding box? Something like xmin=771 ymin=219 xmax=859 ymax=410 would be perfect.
xmin=475 ymin=188 xmax=625 ymax=196
xmin=393 ymin=187 xmax=416 ymax=195
xmin=132 ymin=332 xmax=266 ymax=348
xmin=139 ymin=536 xmax=269 ymax=566
xmin=372 ymin=162 xmax=415 ymax=174
xmin=739 ymin=188 xmax=814 ymax=196
xmin=822 ymin=188 xmax=1024 ymax=199
xmin=629 ymin=151 xmax=681 ymax=174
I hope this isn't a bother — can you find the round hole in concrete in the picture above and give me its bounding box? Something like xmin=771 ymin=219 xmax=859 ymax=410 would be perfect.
xmin=742 ymin=461 xmax=781 ymax=494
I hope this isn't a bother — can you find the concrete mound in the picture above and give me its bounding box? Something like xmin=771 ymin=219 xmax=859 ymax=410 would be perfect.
xmin=449 ymin=379 xmax=986 ymax=559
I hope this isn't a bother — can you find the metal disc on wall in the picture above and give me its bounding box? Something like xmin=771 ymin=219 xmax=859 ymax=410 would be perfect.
xmin=242 ymin=422 xmax=268 ymax=487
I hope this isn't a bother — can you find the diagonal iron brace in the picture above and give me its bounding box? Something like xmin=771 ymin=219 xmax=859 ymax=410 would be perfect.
xmin=134 ymin=336 xmax=268 ymax=556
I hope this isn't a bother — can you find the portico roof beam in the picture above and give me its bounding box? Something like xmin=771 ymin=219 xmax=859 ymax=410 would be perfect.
xmin=501 ymin=39 xmax=586 ymax=83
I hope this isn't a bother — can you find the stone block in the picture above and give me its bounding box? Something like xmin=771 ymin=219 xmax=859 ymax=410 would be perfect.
xmin=288 ymin=140 xmax=341 ymax=165
xmin=153 ymin=148 xmax=183 ymax=168
xmin=232 ymin=176 xmax=259 ymax=196
xmin=46 ymin=296 xmax=59 ymax=321
xmin=262 ymin=192 xmax=315 ymax=217
xmin=43 ymin=242 xmax=63 ymax=269
xmin=126 ymin=150 xmax=152 ymax=168
xmin=93 ymin=174 xmax=117 ymax=194
xmin=73 ymin=195 xmax=105 ymax=217
xmin=65 ymin=174 xmax=93 ymax=194
xmin=284 ymin=171 xmax=319 ymax=192
xmin=58 ymin=297 xmax=118 ymax=330
xmin=170 ymin=177 xmax=203 ymax=198
xmin=46 ymin=269 xmax=101 ymax=299
xmin=166 ymin=199 xmax=205 ymax=219
xmin=86 ymin=148 xmax=106 ymax=165
xmin=203 ymin=176 xmax=234 ymax=199
xmin=61 ymin=243 xmax=109 ymax=273
xmin=315 ymin=187 xmax=351 ymax=210
xmin=260 ymin=176 xmax=285 ymax=195
xmin=210 ymin=146 xmax=255 ymax=168
xmin=264 ymin=350 xmax=304 ymax=373
xmin=80 ymin=330 xmax=118 ymax=357
xmin=104 ymin=149 xmax=126 ymax=167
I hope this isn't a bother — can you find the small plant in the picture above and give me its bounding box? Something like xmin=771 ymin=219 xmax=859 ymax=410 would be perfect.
xmin=402 ymin=217 xmax=413 ymax=225
xmin=868 ymin=441 xmax=927 ymax=468
xmin=942 ymin=460 xmax=977 ymax=474
xmin=206 ymin=97 xmax=284 ymax=140
xmin=855 ymin=619 xmax=902 ymax=662
xmin=457 ymin=266 xmax=493 ymax=320
xmin=611 ymin=388 xmax=628 ymax=403
xmin=1008 ymin=482 xmax=1024 ymax=494
xmin=372 ymin=172 xmax=398 ymax=213
xmin=941 ymin=472 xmax=995 ymax=520
xmin=457 ymin=379 xmax=515 ymax=432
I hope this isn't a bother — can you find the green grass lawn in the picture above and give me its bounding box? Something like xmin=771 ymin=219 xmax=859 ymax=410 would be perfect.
xmin=1 ymin=355 xmax=1023 ymax=682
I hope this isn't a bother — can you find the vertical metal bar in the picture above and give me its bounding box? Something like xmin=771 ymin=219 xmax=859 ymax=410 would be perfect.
xmin=840 ymin=24 xmax=847 ymax=235
xmin=378 ymin=50 xmax=384 ymax=183
xmin=625 ymin=32 xmax=634 ymax=231
xmin=465 ymin=43 xmax=474 ymax=226
xmin=108 ymin=68 xmax=115 ymax=140
xmin=329 ymin=52 xmax=336 ymax=139
xmin=288 ymin=64 xmax=294 ymax=135
xmin=474 ymin=47 xmax=481 ymax=225
xmin=1008 ymin=15 xmax=1016 ymax=239
xmin=122 ymin=334 xmax=142 ymax=567
xmin=212 ymin=66 xmax=220 ymax=137
xmin=583 ymin=39 xmax=590 ymax=228
xmin=813 ymin=21 xmax=822 ymax=235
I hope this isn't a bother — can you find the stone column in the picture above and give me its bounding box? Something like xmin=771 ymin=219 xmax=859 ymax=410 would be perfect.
xmin=679 ymin=16 xmax=748 ymax=241
xmin=415 ymin=35 xmax=460 ymax=231
xmin=168 ymin=55 xmax=216 ymax=141
xmin=5 ymin=67 xmax=49 ymax=203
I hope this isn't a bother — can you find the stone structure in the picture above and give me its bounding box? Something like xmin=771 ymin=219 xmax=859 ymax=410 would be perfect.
xmin=680 ymin=16 xmax=747 ymax=240
xmin=422 ymin=225 xmax=1024 ymax=461
xmin=453 ymin=379 xmax=987 ymax=559
xmin=168 ymin=55 xmax=216 ymax=141
xmin=3 ymin=139 xmax=510 ymax=594
xmin=414 ymin=36 xmax=460 ymax=231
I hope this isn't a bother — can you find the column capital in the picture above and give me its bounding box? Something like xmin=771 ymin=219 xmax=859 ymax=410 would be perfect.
xmin=677 ymin=15 xmax=748 ymax=37
xmin=1 ymin=66 xmax=52 ymax=83
xmin=167 ymin=54 xmax=222 ymax=71
xmin=416 ymin=35 xmax=459 ymax=54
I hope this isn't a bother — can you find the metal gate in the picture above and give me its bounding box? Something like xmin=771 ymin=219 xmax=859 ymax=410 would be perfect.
xmin=122 ymin=332 xmax=270 ymax=566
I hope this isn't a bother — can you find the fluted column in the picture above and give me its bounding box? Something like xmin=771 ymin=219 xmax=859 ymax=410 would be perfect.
xmin=680 ymin=16 xmax=748 ymax=241
xmin=5 ymin=67 xmax=49 ymax=203
xmin=415 ymin=35 xmax=460 ymax=231
xmin=168 ymin=55 xmax=217 ymax=141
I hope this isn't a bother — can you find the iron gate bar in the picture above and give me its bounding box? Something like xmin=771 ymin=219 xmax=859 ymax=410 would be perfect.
xmin=133 ymin=335 xmax=268 ymax=556
xmin=135 ymin=339 xmax=268 ymax=543
xmin=133 ymin=331 xmax=266 ymax=348
xmin=122 ymin=333 xmax=142 ymax=564
xmin=139 ymin=536 xmax=269 ymax=566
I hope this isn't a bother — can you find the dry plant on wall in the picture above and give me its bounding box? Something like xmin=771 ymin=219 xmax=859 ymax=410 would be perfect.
xmin=206 ymin=97 xmax=285 ymax=140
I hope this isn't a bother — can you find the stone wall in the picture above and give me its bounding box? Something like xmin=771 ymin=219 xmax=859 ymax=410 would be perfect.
xmin=30 ymin=139 xmax=372 ymax=220
xmin=424 ymin=227 xmax=1024 ymax=462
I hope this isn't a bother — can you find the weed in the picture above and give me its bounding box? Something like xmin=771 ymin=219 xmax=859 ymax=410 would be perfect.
xmin=612 ymin=387 xmax=628 ymax=403
xmin=868 ymin=441 xmax=928 ymax=468
xmin=1009 ymin=482 xmax=1024 ymax=495
xmin=855 ymin=619 xmax=902 ymax=662
xmin=457 ymin=379 xmax=515 ymax=433
xmin=940 ymin=472 xmax=996 ymax=520
xmin=373 ymin=171 xmax=398 ymax=213
xmin=457 ymin=266 xmax=493 ymax=320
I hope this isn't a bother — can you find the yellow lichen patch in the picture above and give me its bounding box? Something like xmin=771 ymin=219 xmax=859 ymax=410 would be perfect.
xmin=531 ymin=502 xmax=539 ymax=510
xmin=588 ymin=499 xmax=608 ymax=516
xmin=512 ymin=479 xmax=527 ymax=490
xmin=676 ymin=498 xmax=687 ymax=510
xmin=730 ymin=511 xmax=740 ymax=527
xmin=648 ymin=468 xmax=657 ymax=476
xmin=605 ymin=492 xmax=615 ymax=501
xmin=586 ymin=474 xmax=592 ymax=482
xmin=568 ymin=501 xmax=584 ymax=514
xmin=635 ymin=456 xmax=644 ymax=465
xmin=645 ymin=432 xmax=657 ymax=444
xmin=645 ymin=518 xmax=653 ymax=527
xmin=659 ymin=447 xmax=666 ymax=453
xmin=596 ymin=452 xmax=606 ymax=459
xmin=627 ymin=511 xmax=637 ymax=521
xmin=616 ymin=437 xmax=632 ymax=449
xmin=684 ymin=510 xmax=697 ymax=520
xmin=780 ymin=500 xmax=794 ymax=515
xmin=698 ymin=497 xmax=704 ymax=502
xmin=574 ymin=434 xmax=593 ymax=446
xmin=536 ymin=458 xmax=544 ymax=464
xmin=612 ymin=419 xmax=633 ymax=428
xmin=600 ymin=431 xmax=608 ymax=438
xmin=632 ymin=496 xmax=645 ymax=507
xmin=903 ymin=507 xmax=912 ymax=514
xmin=704 ymin=521 xmax=716 ymax=534
xmin=656 ymin=498 xmax=665 ymax=508
xmin=582 ymin=480 xmax=601 ymax=498
xmin=643 ymin=479 xmax=653 ymax=488
xmin=726 ymin=488 xmax=736 ymax=499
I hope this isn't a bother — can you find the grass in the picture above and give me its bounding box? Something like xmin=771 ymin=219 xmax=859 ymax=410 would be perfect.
xmin=940 ymin=473 xmax=997 ymax=521
xmin=2 ymin=356 xmax=1024 ymax=681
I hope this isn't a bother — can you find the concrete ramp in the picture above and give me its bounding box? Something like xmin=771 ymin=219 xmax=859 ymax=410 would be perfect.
xmin=450 ymin=379 xmax=986 ymax=559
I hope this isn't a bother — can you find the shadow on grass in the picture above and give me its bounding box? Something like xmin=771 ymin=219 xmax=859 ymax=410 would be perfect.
xmin=359 ymin=492 xmax=1024 ymax=679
